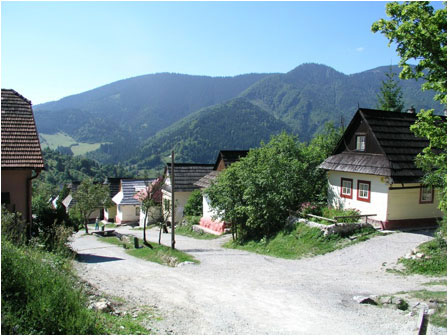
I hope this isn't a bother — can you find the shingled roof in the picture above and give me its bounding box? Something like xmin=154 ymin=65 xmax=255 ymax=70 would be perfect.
xmin=1 ymin=89 xmax=44 ymax=169
xmin=163 ymin=163 xmax=214 ymax=193
xmin=319 ymin=108 xmax=446 ymax=184
xmin=194 ymin=170 xmax=220 ymax=189
xmin=213 ymin=150 xmax=249 ymax=170
xmin=113 ymin=179 xmax=151 ymax=205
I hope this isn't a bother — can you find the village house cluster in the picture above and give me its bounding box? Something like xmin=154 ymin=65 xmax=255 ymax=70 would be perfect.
xmin=1 ymin=89 xmax=444 ymax=235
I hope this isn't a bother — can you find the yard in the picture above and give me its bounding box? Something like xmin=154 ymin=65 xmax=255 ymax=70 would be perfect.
xmin=71 ymin=225 xmax=446 ymax=334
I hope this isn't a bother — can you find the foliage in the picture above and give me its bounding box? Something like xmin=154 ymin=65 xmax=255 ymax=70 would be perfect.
xmin=72 ymin=178 xmax=112 ymax=234
xmin=1 ymin=206 xmax=27 ymax=246
xmin=399 ymin=238 xmax=447 ymax=276
xmin=299 ymin=202 xmax=322 ymax=217
xmin=183 ymin=190 xmax=203 ymax=216
xmin=224 ymin=222 xmax=379 ymax=259
xmin=376 ymin=66 xmax=404 ymax=112
xmin=206 ymin=129 xmax=341 ymax=242
xmin=321 ymin=207 xmax=361 ymax=224
xmin=1 ymin=239 xmax=101 ymax=334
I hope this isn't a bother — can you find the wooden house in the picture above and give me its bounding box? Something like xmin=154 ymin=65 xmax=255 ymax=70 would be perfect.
xmin=319 ymin=108 xmax=444 ymax=230
xmin=162 ymin=163 xmax=214 ymax=224
xmin=1 ymin=89 xmax=44 ymax=224
xmin=195 ymin=150 xmax=249 ymax=233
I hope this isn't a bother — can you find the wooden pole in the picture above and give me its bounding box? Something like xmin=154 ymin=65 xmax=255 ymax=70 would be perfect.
xmin=171 ymin=151 xmax=175 ymax=249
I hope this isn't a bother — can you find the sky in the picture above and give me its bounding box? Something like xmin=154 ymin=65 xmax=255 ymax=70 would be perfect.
xmin=1 ymin=1 xmax=443 ymax=105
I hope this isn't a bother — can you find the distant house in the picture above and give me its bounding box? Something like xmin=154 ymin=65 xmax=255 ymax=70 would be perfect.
xmin=162 ymin=163 xmax=214 ymax=224
xmin=134 ymin=176 xmax=163 ymax=227
xmin=195 ymin=150 xmax=249 ymax=233
xmin=319 ymin=108 xmax=444 ymax=230
xmin=61 ymin=182 xmax=102 ymax=221
xmin=103 ymin=177 xmax=122 ymax=222
xmin=112 ymin=179 xmax=151 ymax=224
xmin=1 ymin=89 xmax=44 ymax=225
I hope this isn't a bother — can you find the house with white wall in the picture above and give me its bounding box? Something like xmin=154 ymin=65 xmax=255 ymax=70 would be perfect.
xmin=319 ymin=108 xmax=444 ymax=230
xmin=162 ymin=163 xmax=214 ymax=224
xmin=103 ymin=177 xmax=122 ymax=222
xmin=195 ymin=150 xmax=249 ymax=233
xmin=112 ymin=179 xmax=149 ymax=224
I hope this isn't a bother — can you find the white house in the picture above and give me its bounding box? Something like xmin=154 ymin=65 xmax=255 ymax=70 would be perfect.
xmin=319 ymin=108 xmax=444 ymax=230
xmin=194 ymin=150 xmax=249 ymax=234
xmin=112 ymin=179 xmax=149 ymax=224
xmin=162 ymin=163 xmax=214 ymax=224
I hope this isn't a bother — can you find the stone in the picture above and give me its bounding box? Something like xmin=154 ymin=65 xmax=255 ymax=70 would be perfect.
xmin=177 ymin=261 xmax=195 ymax=267
xmin=427 ymin=309 xmax=436 ymax=315
xmin=415 ymin=252 xmax=425 ymax=259
xmin=92 ymin=299 xmax=112 ymax=313
xmin=353 ymin=296 xmax=378 ymax=305
xmin=379 ymin=296 xmax=393 ymax=305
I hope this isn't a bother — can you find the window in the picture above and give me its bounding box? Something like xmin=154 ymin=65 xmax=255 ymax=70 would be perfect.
xmin=420 ymin=186 xmax=434 ymax=204
xmin=340 ymin=178 xmax=353 ymax=199
xmin=357 ymin=180 xmax=371 ymax=202
xmin=135 ymin=206 xmax=140 ymax=216
xmin=356 ymin=135 xmax=366 ymax=151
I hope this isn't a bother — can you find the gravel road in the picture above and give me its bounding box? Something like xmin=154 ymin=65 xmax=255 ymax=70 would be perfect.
xmin=71 ymin=226 xmax=444 ymax=334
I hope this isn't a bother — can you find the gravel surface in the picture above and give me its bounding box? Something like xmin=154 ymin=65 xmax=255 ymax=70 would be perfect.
xmin=71 ymin=226 xmax=446 ymax=334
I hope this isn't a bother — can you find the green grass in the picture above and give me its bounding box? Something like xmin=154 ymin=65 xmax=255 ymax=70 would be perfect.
xmin=399 ymin=238 xmax=447 ymax=276
xmin=98 ymin=236 xmax=198 ymax=266
xmin=175 ymin=217 xmax=221 ymax=240
xmin=406 ymin=290 xmax=447 ymax=328
xmin=225 ymin=222 xmax=380 ymax=259
xmin=423 ymin=279 xmax=447 ymax=286
xmin=40 ymin=132 xmax=107 ymax=156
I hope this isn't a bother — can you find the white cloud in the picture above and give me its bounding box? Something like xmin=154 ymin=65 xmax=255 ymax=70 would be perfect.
xmin=356 ymin=47 xmax=365 ymax=52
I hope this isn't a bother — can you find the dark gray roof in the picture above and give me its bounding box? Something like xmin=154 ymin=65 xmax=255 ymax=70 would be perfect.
xmin=194 ymin=170 xmax=220 ymax=189
xmin=319 ymin=108 xmax=446 ymax=183
xmin=115 ymin=179 xmax=152 ymax=205
xmin=213 ymin=150 xmax=249 ymax=170
xmin=163 ymin=163 xmax=214 ymax=193
xmin=104 ymin=177 xmax=123 ymax=198
xmin=1 ymin=89 xmax=44 ymax=169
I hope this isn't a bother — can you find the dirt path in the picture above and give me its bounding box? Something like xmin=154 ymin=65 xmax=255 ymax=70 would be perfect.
xmin=71 ymin=227 xmax=444 ymax=334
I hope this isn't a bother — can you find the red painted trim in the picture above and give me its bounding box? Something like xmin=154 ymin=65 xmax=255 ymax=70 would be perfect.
xmin=419 ymin=186 xmax=434 ymax=204
xmin=340 ymin=178 xmax=353 ymax=199
xmin=357 ymin=180 xmax=371 ymax=203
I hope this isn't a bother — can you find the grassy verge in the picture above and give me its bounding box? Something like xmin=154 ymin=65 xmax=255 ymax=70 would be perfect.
xmin=175 ymin=216 xmax=221 ymax=240
xmin=225 ymin=222 xmax=382 ymax=259
xmin=399 ymin=238 xmax=447 ymax=276
xmin=97 ymin=236 xmax=198 ymax=266
xmin=1 ymin=239 xmax=152 ymax=334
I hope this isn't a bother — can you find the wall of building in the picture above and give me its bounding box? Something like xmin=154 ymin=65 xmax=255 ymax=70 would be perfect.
xmin=116 ymin=204 xmax=140 ymax=224
xmin=139 ymin=206 xmax=162 ymax=226
xmin=104 ymin=205 xmax=117 ymax=222
xmin=327 ymin=171 xmax=389 ymax=223
xmin=387 ymin=184 xmax=443 ymax=221
xmin=161 ymin=190 xmax=190 ymax=224
xmin=1 ymin=169 xmax=32 ymax=221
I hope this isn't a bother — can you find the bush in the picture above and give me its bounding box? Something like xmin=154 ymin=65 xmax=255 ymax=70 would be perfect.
xmin=183 ymin=190 xmax=203 ymax=216
xmin=1 ymin=206 xmax=27 ymax=246
xmin=1 ymin=239 xmax=102 ymax=334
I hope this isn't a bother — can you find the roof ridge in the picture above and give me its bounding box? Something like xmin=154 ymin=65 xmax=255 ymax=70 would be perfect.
xmin=1 ymin=89 xmax=32 ymax=105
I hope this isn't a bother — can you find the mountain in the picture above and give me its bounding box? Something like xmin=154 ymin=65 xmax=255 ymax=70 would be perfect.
xmin=240 ymin=64 xmax=443 ymax=138
xmin=129 ymin=98 xmax=292 ymax=168
xmin=33 ymin=63 xmax=444 ymax=170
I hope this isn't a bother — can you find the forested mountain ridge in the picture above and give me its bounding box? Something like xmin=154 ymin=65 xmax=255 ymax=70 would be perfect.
xmin=33 ymin=63 xmax=444 ymax=169
xmin=129 ymin=97 xmax=292 ymax=169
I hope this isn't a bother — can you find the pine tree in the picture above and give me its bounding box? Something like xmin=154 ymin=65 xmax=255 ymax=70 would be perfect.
xmin=376 ymin=67 xmax=404 ymax=112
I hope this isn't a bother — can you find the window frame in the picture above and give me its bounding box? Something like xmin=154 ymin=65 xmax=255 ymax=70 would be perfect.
xmin=356 ymin=135 xmax=366 ymax=152
xmin=340 ymin=178 xmax=353 ymax=199
xmin=357 ymin=180 xmax=371 ymax=203
xmin=419 ymin=186 xmax=434 ymax=204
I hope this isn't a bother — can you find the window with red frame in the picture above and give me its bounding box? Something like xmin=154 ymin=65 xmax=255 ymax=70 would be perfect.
xmin=357 ymin=180 xmax=371 ymax=202
xmin=340 ymin=178 xmax=353 ymax=199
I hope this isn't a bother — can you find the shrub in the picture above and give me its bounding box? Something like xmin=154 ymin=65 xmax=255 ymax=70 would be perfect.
xmin=299 ymin=202 xmax=322 ymax=217
xmin=1 ymin=206 xmax=27 ymax=246
xmin=1 ymin=239 xmax=102 ymax=334
xmin=183 ymin=190 xmax=203 ymax=216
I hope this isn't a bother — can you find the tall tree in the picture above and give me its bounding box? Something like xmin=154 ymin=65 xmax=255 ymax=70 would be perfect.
xmin=376 ymin=67 xmax=404 ymax=112
xmin=372 ymin=1 xmax=447 ymax=220
xmin=72 ymin=179 xmax=112 ymax=234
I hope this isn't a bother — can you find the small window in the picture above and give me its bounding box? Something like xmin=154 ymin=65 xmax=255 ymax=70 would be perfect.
xmin=341 ymin=178 xmax=353 ymax=199
xmin=357 ymin=180 xmax=371 ymax=202
xmin=356 ymin=135 xmax=366 ymax=151
xmin=135 ymin=206 xmax=140 ymax=216
xmin=420 ymin=186 xmax=434 ymax=204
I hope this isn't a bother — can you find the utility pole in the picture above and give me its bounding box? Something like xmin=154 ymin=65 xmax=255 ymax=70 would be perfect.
xmin=171 ymin=150 xmax=175 ymax=249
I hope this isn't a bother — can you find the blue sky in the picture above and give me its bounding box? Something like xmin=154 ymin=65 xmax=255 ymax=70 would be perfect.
xmin=1 ymin=1 xmax=443 ymax=104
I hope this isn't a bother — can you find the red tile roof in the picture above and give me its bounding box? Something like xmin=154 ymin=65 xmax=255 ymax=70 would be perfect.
xmin=1 ymin=89 xmax=44 ymax=169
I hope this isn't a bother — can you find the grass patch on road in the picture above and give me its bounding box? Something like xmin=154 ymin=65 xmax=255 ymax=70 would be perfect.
xmin=225 ymin=222 xmax=381 ymax=259
xmin=97 ymin=236 xmax=198 ymax=267
xmin=400 ymin=289 xmax=446 ymax=328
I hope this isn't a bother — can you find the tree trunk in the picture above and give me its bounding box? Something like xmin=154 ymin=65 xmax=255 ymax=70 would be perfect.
xmin=158 ymin=223 xmax=162 ymax=244
xmin=143 ymin=212 xmax=148 ymax=243
xmin=84 ymin=220 xmax=89 ymax=234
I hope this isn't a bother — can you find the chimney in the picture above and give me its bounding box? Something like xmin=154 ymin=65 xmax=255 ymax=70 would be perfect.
xmin=407 ymin=106 xmax=416 ymax=114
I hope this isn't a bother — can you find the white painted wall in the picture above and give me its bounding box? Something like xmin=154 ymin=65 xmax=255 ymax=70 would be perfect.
xmin=387 ymin=184 xmax=443 ymax=220
xmin=327 ymin=171 xmax=389 ymax=222
xmin=139 ymin=206 xmax=162 ymax=226
xmin=116 ymin=204 xmax=140 ymax=223
xmin=162 ymin=190 xmax=191 ymax=224
xmin=202 ymin=194 xmax=222 ymax=221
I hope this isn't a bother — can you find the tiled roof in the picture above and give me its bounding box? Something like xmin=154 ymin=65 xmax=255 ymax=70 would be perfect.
xmin=194 ymin=170 xmax=220 ymax=189
xmin=113 ymin=179 xmax=152 ymax=205
xmin=1 ymin=89 xmax=44 ymax=169
xmin=163 ymin=163 xmax=214 ymax=193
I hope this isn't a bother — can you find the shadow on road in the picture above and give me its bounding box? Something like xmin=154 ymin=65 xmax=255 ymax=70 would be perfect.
xmin=76 ymin=253 xmax=125 ymax=264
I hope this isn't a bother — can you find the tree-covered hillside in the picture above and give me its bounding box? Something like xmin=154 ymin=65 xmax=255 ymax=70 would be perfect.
xmin=129 ymin=98 xmax=292 ymax=169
